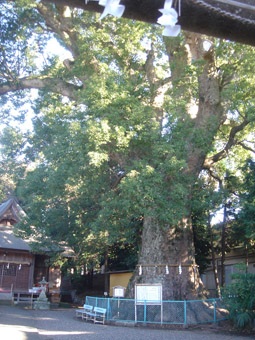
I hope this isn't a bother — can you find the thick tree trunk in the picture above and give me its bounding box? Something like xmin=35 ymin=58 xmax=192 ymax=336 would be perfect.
xmin=221 ymin=204 xmax=227 ymax=287
xmin=126 ymin=35 xmax=224 ymax=301
xmin=104 ymin=252 xmax=109 ymax=295
xmin=208 ymin=215 xmax=221 ymax=297
xmin=127 ymin=215 xmax=206 ymax=300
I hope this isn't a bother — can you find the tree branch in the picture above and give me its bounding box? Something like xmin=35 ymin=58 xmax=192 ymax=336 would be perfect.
xmin=37 ymin=2 xmax=79 ymax=58
xmin=208 ymin=168 xmax=221 ymax=182
xmin=203 ymin=119 xmax=250 ymax=169
xmin=237 ymin=141 xmax=255 ymax=154
xmin=0 ymin=77 xmax=82 ymax=100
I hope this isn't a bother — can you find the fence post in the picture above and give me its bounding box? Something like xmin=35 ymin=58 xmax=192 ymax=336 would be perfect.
xmin=144 ymin=300 xmax=147 ymax=323
xmin=107 ymin=297 xmax=110 ymax=321
xmin=184 ymin=301 xmax=187 ymax=325
xmin=213 ymin=299 xmax=216 ymax=322
xmin=96 ymin=297 xmax=98 ymax=307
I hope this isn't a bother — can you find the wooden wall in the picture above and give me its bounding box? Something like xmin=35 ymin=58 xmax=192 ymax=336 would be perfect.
xmin=0 ymin=250 xmax=33 ymax=292
xmin=0 ymin=251 xmax=62 ymax=293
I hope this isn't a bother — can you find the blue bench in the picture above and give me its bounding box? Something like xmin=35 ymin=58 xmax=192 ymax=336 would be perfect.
xmin=85 ymin=306 xmax=107 ymax=324
xmin=75 ymin=304 xmax=93 ymax=319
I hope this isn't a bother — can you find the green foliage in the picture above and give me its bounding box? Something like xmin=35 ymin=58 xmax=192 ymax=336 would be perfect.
xmin=107 ymin=242 xmax=139 ymax=271
xmin=222 ymin=264 xmax=255 ymax=328
xmin=0 ymin=127 xmax=26 ymax=199
xmin=1 ymin=0 xmax=255 ymax=283
xmin=192 ymin=220 xmax=211 ymax=274
xmin=0 ymin=0 xmax=51 ymax=124
xmin=0 ymin=127 xmax=25 ymax=158
xmin=234 ymin=159 xmax=255 ymax=242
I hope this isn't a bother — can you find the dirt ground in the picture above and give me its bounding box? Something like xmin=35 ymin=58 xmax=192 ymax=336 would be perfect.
xmin=0 ymin=304 xmax=254 ymax=340
xmin=188 ymin=319 xmax=255 ymax=337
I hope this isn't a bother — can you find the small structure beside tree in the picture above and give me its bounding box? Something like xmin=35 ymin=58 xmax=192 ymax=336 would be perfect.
xmin=201 ymin=247 xmax=255 ymax=297
xmin=0 ymin=197 xmax=63 ymax=304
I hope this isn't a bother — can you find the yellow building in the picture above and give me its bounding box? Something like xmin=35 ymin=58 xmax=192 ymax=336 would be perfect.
xmin=108 ymin=270 xmax=133 ymax=296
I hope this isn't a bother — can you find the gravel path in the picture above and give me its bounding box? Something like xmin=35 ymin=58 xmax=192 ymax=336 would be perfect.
xmin=0 ymin=305 xmax=253 ymax=340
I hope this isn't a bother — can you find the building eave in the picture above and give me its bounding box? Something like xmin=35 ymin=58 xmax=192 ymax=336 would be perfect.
xmin=42 ymin=0 xmax=255 ymax=46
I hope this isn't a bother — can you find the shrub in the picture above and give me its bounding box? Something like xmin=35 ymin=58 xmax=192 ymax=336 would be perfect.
xmin=222 ymin=263 xmax=255 ymax=328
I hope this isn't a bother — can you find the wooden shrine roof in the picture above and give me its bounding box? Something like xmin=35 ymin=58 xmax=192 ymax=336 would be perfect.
xmin=42 ymin=0 xmax=255 ymax=46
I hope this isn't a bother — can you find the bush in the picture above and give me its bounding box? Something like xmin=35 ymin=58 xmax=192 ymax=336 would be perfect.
xmin=222 ymin=263 xmax=255 ymax=328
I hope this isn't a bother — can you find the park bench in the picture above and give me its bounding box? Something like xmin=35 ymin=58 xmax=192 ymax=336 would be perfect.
xmin=75 ymin=304 xmax=93 ymax=319
xmin=13 ymin=292 xmax=39 ymax=305
xmin=85 ymin=306 xmax=107 ymax=325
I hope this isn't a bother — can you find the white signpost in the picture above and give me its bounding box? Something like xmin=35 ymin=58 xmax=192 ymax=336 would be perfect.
xmin=135 ymin=284 xmax=163 ymax=323
xmin=113 ymin=286 xmax=125 ymax=317
xmin=113 ymin=286 xmax=125 ymax=298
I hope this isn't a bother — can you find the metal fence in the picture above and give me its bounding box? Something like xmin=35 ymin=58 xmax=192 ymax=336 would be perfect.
xmin=85 ymin=296 xmax=228 ymax=325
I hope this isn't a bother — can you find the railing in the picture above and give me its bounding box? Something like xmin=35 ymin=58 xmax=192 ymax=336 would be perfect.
xmin=85 ymin=296 xmax=228 ymax=325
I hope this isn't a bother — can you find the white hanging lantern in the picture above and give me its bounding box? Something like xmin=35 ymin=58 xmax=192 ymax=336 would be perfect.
xmin=157 ymin=0 xmax=181 ymax=37
xmin=139 ymin=265 xmax=142 ymax=275
xmin=84 ymin=0 xmax=180 ymax=38
xmin=166 ymin=265 xmax=169 ymax=274
xmin=178 ymin=263 xmax=182 ymax=274
xmin=98 ymin=0 xmax=125 ymax=20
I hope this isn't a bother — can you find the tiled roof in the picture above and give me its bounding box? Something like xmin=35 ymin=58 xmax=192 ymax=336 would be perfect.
xmin=0 ymin=198 xmax=26 ymax=223
xmin=0 ymin=198 xmax=30 ymax=251
xmin=0 ymin=198 xmax=73 ymax=256
xmin=0 ymin=226 xmax=31 ymax=251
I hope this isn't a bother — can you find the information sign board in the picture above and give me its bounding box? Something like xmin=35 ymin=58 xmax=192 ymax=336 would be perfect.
xmin=135 ymin=284 xmax=162 ymax=304
xmin=113 ymin=286 xmax=125 ymax=298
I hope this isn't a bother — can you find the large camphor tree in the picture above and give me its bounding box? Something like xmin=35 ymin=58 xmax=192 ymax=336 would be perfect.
xmin=1 ymin=0 xmax=255 ymax=299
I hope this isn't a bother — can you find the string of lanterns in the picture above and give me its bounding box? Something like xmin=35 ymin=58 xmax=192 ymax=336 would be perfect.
xmin=138 ymin=263 xmax=183 ymax=275
xmin=84 ymin=0 xmax=181 ymax=37
xmin=137 ymin=263 xmax=198 ymax=275
xmin=1 ymin=263 xmax=23 ymax=271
